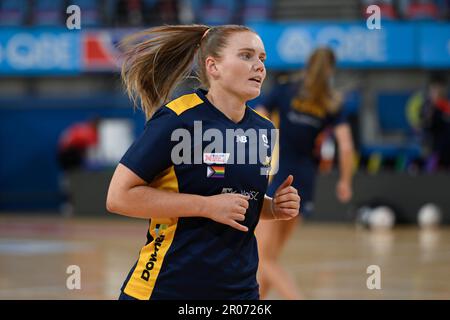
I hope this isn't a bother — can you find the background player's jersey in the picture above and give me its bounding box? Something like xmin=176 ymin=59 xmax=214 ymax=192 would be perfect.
xmin=262 ymin=81 xmax=347 ymax=208
xmin=262 ymin=81 xmax=347 ymax=161
xmin=119 ymin=89 xmax=275 ymax=300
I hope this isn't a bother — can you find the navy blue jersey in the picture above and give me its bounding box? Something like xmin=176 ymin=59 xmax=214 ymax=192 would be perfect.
xmin=119 ymin=89 xmax=275 ymax=300
xmin=262 ymin=81 xmax=347 ymax=208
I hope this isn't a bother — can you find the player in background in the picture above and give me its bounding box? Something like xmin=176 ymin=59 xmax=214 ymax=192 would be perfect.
xmin=57 ymin=117 xmax=100 ymax=216
xmin=58 ymin=117 xmax=99 ymax=171
xmin=420 ymin=73 xmax=450 ymax=170
xmin=255 ymin=47 xmax=355 ymax=299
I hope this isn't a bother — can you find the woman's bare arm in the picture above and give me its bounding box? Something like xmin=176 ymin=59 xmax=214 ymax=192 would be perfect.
xmin=106 ymin=164 xmax=251 ymax=231
xmin=334 ymin=123 xmax=354 ymax=202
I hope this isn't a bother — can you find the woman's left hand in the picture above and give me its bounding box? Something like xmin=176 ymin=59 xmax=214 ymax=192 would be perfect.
xmin=271 ymin=175 xmax=301 ymax=220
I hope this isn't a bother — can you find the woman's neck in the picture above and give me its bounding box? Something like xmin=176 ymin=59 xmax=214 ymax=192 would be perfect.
xmin=206 ymin=86 xmax=247 ymax=123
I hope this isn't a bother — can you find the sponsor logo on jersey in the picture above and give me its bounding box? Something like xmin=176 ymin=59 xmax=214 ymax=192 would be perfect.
xmin=262 ymin=134 xmax=269 ymax=148
xmin=203 ymin=153 xmax=230 ymax=164
xmin=221 ymin=188 xmax=259 ymax=201
xmin=235 ymin=135 xmax=247 ymax=143
xmin=141 ymin=234 xmax=165 ymax=282
xmin=154 ymin=224 xmax=167 ymax=236
xmin=207 ymin=166 xmax=225 ymax=178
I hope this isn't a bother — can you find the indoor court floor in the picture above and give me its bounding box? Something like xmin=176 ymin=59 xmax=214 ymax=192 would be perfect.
xmin=0 ymin=214 xmax=449 ymax=300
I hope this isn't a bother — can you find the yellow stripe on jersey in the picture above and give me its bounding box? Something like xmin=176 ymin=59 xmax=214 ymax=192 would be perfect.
xmin=123 ymin=166 xmax=179 ymax=300
xmin=149 ymin=165 xmax=179 ymax=192
xmin=166 ymin=93 xmax=204 ymax=116
xmin=249 ymin=106 xmax=273 ymax=123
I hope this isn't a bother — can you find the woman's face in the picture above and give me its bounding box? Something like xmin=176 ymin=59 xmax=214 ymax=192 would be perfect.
xmin=208 ymin=31 xmax=266 ymax=101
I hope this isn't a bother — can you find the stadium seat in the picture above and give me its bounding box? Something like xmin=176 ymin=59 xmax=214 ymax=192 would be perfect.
xmin=70 ymin=0 xmax=102 ymax=27
xmin=198 ymin=0 xmax=238 ymax=25
xmin=0 ymin=0 xmax=27 ymax=26
xmin=405 ymin=0 xmax=439 ymax=20
xmin=242 ymin=0 xmax=272 ymax=24
xmin=103 ymin=0 xmax=118 ymax=25
xmin=32 ymin=0 xmax=65 ymax=26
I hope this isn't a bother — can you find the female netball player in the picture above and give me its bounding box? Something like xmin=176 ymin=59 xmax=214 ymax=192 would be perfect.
xmin=106 ymin=24 xmax=300 ymax=300
xmin=255 ymin=47 xmax=355 ymax=299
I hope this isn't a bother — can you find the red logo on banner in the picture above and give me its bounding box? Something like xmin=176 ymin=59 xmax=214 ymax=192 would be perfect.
xmin=83 ymin=33 xmax=119 ymax=70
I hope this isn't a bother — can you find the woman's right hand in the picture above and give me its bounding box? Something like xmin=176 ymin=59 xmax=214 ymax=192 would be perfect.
xmin=202 ymin=193 xmax=250 ymax=232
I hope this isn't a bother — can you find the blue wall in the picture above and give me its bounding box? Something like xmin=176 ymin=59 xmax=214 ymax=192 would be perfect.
xmin=0 ymin=96 xmax=146 ymax=211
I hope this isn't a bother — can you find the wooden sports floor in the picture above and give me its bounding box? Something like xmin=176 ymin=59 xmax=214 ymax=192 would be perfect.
xmin=0 ymin=214 xmax=449 ymax=300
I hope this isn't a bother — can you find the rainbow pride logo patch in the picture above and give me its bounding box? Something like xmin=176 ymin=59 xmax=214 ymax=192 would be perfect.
xmin=207 ymin=166 xmax=225 ymax=178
